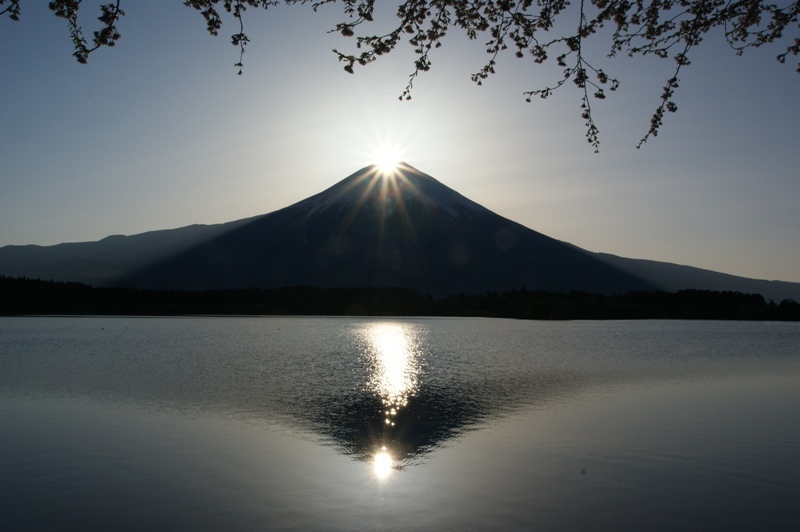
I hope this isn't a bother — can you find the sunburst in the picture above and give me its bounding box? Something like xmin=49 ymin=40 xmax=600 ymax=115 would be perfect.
xmin=373 ymin=145 xmax=404 ymax=175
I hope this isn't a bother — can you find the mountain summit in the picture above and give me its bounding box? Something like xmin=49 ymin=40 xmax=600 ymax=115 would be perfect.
xmin=2 ymin=163 xmax=799 ymax=301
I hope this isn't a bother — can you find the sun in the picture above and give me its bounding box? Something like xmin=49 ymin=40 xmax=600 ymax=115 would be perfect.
xmin=373 ymin=146 xmax=404 ymax=175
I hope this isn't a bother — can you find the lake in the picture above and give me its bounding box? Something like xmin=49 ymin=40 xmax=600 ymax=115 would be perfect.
xmin=1 ymin=317 xmax=799 ymax=530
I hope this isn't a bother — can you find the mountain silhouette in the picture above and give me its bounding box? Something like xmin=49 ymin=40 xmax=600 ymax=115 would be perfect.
xmin=2 ymin=163 xmax=799 ymax=301
xmin=116 ymin=163 xmax=654 ymax=294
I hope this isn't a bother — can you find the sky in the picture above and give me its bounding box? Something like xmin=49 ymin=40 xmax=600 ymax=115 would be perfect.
xmin=1 ymin=1 xmax=799 ymax=282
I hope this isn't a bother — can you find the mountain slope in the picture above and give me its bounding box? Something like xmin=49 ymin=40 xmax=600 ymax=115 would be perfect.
xmin=2 ymin=163 xmax=798 ymax=301
xmin=119 ymin=164 xmax=656 ymax=295
xmin=0 ymin=217 xmax=259 ymax=285
xmin=594 ymin=252 xmax=800 ymax=304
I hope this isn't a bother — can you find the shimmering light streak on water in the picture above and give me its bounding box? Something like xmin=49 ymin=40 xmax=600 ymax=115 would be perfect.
xmin=363 ymin=323 xmax=421 ymax=427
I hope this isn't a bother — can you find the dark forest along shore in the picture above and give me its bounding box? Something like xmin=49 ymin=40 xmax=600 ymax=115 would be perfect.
xmin=2 ymin=317 xmax=799 ymax=530
xmin=3 ymin=276 xmax=800 ymax=320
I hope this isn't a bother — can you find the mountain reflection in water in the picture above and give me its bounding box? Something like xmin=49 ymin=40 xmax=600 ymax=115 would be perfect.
xmin=0 ymin=317 xmax=643 ymax=472
xmin=4 ymin=316 xmax=792 ymax=475
xmin=294 ymin=321 xmax=585 ymax=471
xmin=0 ymin=318 xmax=596 ymax=470
xmin=3 ymin=317 xmax=800 ymax=530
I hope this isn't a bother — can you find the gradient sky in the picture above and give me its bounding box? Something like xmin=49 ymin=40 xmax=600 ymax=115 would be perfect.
xmin=2 ymin=1 xmax=799 ymax=282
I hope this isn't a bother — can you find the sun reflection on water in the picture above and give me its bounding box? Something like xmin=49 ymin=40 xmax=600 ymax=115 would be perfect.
xmin=366 ymin=323 xmax=420 ymax=424
xmin=373 ymin=446 xmax=394 ymax=480
xmin=361 ymin=322 xmax=422 ymax=475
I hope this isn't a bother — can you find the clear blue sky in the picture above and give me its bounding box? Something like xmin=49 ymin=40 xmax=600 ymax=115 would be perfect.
xmin=2 ymin=1 xmax=799 ymax=282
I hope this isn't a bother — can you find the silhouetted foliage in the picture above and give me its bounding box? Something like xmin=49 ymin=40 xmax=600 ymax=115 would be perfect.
xmin=3 ymin=275 xmax=799 ymax=320
xmin=2 ymin=0 xmax=798 ymax=150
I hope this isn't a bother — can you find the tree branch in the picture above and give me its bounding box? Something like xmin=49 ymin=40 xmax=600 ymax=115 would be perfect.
xmin=3 ymin=0 xmax=798 ymax=150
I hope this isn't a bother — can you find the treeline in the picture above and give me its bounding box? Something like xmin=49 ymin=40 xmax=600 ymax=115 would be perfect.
xmin=2 ymin=275 xmax=799 ymax=321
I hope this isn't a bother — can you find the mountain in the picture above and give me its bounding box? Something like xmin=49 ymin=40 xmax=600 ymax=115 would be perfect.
xmin=0 ymin=216 xmax=259 ymax=287
xmin=594 ymin=253 xmax=800 ymax=304
xmin=2 ymin=163 xmax=799 ymax=301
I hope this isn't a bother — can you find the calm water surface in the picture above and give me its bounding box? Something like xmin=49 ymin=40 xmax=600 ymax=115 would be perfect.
xmin=1 ymin=317 xmax=799 ymax=530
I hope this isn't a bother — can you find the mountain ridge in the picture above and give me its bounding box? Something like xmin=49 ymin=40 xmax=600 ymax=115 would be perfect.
xmin=1 ymin=163 xmax=798 ymax=302
xmin=114 ymin=163 xmax=656 ymax=295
